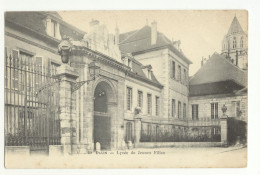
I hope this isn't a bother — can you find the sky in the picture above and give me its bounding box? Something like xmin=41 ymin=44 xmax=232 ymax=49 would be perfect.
xmin=58 ymin=10 xmax=247 ymax=76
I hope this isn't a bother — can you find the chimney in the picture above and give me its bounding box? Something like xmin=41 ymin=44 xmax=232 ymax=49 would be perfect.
xmin=201 ymin=57 xmax=204 ymax=67
xmin=151 ymin=21 xmax=157 ymax=45
xmin=115 ymin=25 xmax=119 ymax=45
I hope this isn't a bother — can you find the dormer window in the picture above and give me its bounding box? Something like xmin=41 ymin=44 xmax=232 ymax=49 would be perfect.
xmin=46 ymin=17 xmax=61 ymax=40
xmin=148 ymin=69 xmax=152 ymax=79
xmin=51 ymin=20 xmax=57 ymax=38
xmin=128 ymin=58 xmax=132 ymax=68
xmin=142 ymin=65 xmax=152 ymax=80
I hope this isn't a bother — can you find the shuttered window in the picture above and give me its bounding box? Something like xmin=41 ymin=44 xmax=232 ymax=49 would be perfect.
xmin=127 ymin=87 xmax=132 ymax=111
xmin=147 ymin=94 xmax=152 ymax=115
xmin=172 ymin=99 xmax=175 ymax=117
xmin=171 ymin=61 xmax=175 ymax=79
xmin=192 ymin=104 xmax=199 ymax=120
xmin=178 ymin=101 xmax=181 ymax=118
xmin=156 ymin=96 xmax=159 ymax=116
xmin=211 ymin=103 xmax=218 ymax=119
xmin=138 ymin=91 xmax=143 ymax=108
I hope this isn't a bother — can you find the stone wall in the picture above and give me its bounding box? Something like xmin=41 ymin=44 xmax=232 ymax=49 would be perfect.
xmin=189 ymin=94 xmax=247 ymax=121
xmin=134 ymin=48 xmax=190 ymax=119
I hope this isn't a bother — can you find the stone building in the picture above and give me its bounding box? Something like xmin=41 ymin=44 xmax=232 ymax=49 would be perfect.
xmin=5 ymin=12 xmax=193 ymax=152
xmin=189 ymin=16 xmax=248 ymax=144
xmin=189 ymin=52 xmax=247 ymax=121
xmin=221 ymin=16 xmax=248 ymax=70
xmin=5 ymin=12 xmax=244 ymax=154
xmin=5 ymin=11 xmax=85 ymax=72
xmin=119 ymin=21 xmax=192 ymax=120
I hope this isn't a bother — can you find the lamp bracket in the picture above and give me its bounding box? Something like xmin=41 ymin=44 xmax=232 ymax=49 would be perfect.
xmin=71 ymin=80 xmax=92 ymax=92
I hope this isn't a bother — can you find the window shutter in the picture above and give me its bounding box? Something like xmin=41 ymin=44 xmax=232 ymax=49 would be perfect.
xmin=35 ymin=56 xmax=43 ymax=72
xmin=12 ymin=49 xmax=19 ymax=89
xmin=211 ymin=103 xmax=214 ymax=119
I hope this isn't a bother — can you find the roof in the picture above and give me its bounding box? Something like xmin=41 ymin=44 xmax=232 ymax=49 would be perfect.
xmin=227 ymin=16 xmax=245 ymax=35
xmin=189 ymin=81 xmax=244 ymax=97
xmin=189 ymin=52 xmax=247 ymax=96
xmin=121 ymin=54 xmax=162 ymax=87
xmin=119 ymin=25 xmax=192 ymax=64
xmin=5 ymin=12 xmax=86 ymax=42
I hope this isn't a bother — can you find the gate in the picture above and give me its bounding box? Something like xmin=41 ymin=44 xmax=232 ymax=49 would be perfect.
xmin=4 ymin=49 xmax=61 ymax=153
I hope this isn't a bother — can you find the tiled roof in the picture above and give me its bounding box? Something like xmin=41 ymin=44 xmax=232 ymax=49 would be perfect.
xmin=119 ymin=25 xmax=192 ymax=64
xmin=5 ymin=12 xmax=86 ymax=42
xmin=122 ymin=54 xmax=163 ymax=87
xmin=227 ymin=16 xmax=246 ymax=35
xmin=189 ymin=52 xmax=247 ymax=96
xmin=119 ymin=30 xmax=138 ymax=43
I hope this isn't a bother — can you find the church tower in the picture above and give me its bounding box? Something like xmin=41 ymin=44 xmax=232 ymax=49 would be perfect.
xmin=221 ymin=16 xmax=248 ymax=70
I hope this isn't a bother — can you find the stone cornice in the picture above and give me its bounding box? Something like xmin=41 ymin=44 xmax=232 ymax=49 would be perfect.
xmin=5 ymin=19 xmax=60 ymax=45
xmin=72 ymin=46 xmax=131 ymax=73
xmin=5 ymin=31 xmax=58 ymax=55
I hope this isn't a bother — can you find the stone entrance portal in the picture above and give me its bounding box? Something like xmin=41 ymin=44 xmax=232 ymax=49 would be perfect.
xmin=93 ymin=80 xmax=116 ymax=150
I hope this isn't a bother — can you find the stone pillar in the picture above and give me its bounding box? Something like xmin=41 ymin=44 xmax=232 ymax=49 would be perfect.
xmin=134 ymin=116 xmax=142 ymax=147
xmin=220 ymin=115 xmax=228 ymax=147
xmin=56 ymin=64 xmax=78 ymax=154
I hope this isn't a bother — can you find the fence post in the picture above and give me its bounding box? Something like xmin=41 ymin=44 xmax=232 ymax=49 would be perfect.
xmin=134 ymin=116 xmax=142 ymax=147
xmin=220 ymin=105 xmax=228 ymax=147
xmin=56 ymin=64 xmax=78 ymax=155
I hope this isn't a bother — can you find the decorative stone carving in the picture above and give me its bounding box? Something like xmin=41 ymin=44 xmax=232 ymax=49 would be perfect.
xmin=58 ymin=35 xmax=72 ymax=64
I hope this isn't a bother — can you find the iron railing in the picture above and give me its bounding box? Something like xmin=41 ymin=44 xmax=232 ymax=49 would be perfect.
xmin=5 ymin=49 xmax=61 ymax=152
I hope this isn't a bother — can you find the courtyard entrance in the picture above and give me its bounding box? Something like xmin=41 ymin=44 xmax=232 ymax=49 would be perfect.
xmin=93 ymin=81 xmax=115 ymax=150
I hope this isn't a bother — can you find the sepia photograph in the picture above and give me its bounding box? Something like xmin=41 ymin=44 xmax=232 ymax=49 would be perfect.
xmin=4 ymin=10 xmax=248 ymax=168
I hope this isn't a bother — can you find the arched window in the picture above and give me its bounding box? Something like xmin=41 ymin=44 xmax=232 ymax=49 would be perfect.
xmin=233 ymin=37 xmax=237 ymax=49
xmin=240 ymin=37 xmax=244 ymax=48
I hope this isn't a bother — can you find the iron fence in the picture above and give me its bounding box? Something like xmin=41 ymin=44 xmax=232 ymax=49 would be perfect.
xmin=5 ymin=49 xmax=61 ymax=152
xmin=140 ymin=119 xmax=221 ymax=142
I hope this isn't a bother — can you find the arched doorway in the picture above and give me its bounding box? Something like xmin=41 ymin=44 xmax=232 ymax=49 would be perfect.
xmin=93 ymin=81 xmax=115 ymax=150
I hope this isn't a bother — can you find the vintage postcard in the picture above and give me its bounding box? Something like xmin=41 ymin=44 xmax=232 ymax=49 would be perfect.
xmin=4 ymin=10 xmax=247 ymax=168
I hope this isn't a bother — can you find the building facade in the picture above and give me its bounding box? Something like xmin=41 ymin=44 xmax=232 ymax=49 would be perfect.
xmin=5 ymin=12 xmax=246 ymax=154
xmin=189 ymin=16 xmax=248 ymax=144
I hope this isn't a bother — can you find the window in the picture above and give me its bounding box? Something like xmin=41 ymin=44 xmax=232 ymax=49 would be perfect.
xmin=138 ymin=91 xmax=143 ymax=108
xmin=171 ymin=61 xmax=175 ymax=79
xmin=233 ymin=37 xmax=237 ymax=49
xmin=183 ymin=69 xmax=186 ymax=85
xmin=51 ymin=62 xmax=59 ymax=76
xmin=148 ymin=124 xmax=152 ymax=136
xmin=147 ymin=94 xmax=152 ymax=115
xmin=178 ymin=65 xmax=181 ymax=81
xmin=211 ymin=103 xmax=218 ymax=119
xmin=211 ymin=127 xmax=220 ymax=135
xmin=126 ymin=87 xmax=132 ymax=111
xmin=51 ymin=20 xmax=57 ymax=38
xmin=183 ymin=103 xmax=186 ymax=119
xmin=172 ymin=99 xmax=175 ymax=117
xmin=125 ymin=122 xmax=133 ymax=142
xmin=12 ymin=50 xmax=19 ymax=90
xmin=156 ymin=96 xmax=160 ymax=116
xmin=192 ymin=104 xmax=199 ymax=120
xmin=240 ymin=37 xmax=244 ymax=48
xmin=178 ymin=101 xmax=181 ymax=118
xmin=148 ymin=69 xmax=151 ymax=79
xmin=231 ymin=101 xmax=241 ymax=117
